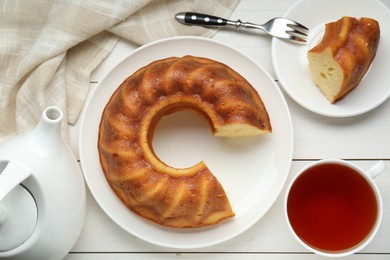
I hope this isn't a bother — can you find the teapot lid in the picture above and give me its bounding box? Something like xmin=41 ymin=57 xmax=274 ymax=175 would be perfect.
xmin=0 ymin=185 xmax=38 ymax=251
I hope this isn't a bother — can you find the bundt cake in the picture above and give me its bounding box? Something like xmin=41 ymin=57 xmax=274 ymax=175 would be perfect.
xmin=307 ymin=16 xmax=380 ymax=103
xmin=98 ymin=55 xmax=272 ymax=228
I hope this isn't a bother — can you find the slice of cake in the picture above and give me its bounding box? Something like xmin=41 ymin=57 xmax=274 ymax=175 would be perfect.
xmin=307 ymin=16 xmax=380 ymax=103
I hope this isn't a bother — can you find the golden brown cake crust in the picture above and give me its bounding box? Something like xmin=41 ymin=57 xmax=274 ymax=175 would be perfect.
xmin=308 ymin=17 xmax=380 ymax=103
xmin=98 ymin=55 xmax=271 ymax=228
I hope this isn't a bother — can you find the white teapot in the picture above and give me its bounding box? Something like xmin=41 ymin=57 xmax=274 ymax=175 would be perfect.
xmin=0 ymin=107 xmax=86 ymax=260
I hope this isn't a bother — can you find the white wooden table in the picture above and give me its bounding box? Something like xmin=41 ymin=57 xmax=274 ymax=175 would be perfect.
xmin=65 ymin=0 xmax=390 ymax=259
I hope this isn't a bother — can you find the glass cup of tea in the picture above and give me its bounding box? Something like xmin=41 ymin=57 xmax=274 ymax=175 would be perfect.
xmin=284 ymin=159 xmax=385 ymax=257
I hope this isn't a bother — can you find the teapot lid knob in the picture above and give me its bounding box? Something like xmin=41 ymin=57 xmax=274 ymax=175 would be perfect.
xmin=0 ymin=185 xmax=38 ymax=251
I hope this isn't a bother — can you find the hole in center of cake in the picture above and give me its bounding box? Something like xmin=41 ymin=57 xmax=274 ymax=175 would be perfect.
xmin=152 ymin=110 xmax=214 ymax=169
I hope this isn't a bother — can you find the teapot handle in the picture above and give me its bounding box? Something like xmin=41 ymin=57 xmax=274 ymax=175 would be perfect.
xmin=0 ymin=161 xmax=32 ymax=202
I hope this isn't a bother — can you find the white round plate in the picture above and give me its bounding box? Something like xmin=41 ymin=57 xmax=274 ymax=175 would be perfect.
xmin=272 ymin=0 xmax=390 ymax=117
xmin=79 ymin=36 xmax=293 ymax=249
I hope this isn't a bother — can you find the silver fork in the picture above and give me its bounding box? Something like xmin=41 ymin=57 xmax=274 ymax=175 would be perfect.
xmin=175 ymin=12 xmax=308 ymax=43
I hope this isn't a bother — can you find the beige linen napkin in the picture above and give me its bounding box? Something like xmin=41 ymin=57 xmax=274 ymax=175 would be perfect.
xmin=0 ymin=0 xmax=239 ymax=142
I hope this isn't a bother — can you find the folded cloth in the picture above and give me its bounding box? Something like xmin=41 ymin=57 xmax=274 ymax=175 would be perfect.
xmin=0 ymin=0 xmax=239 ymax=142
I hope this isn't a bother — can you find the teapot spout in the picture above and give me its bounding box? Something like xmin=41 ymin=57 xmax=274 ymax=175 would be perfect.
xmin=34 ymin=106 xmax=63 ymax=135
xmin=27 ymin=106 xmax=64 ymax=156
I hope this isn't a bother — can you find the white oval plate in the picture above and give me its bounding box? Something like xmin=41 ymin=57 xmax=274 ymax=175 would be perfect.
xmin=79 ymin=36 xmax=293 ymax=249
xmin=272 ymin=0 xmax=390 ymax=117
